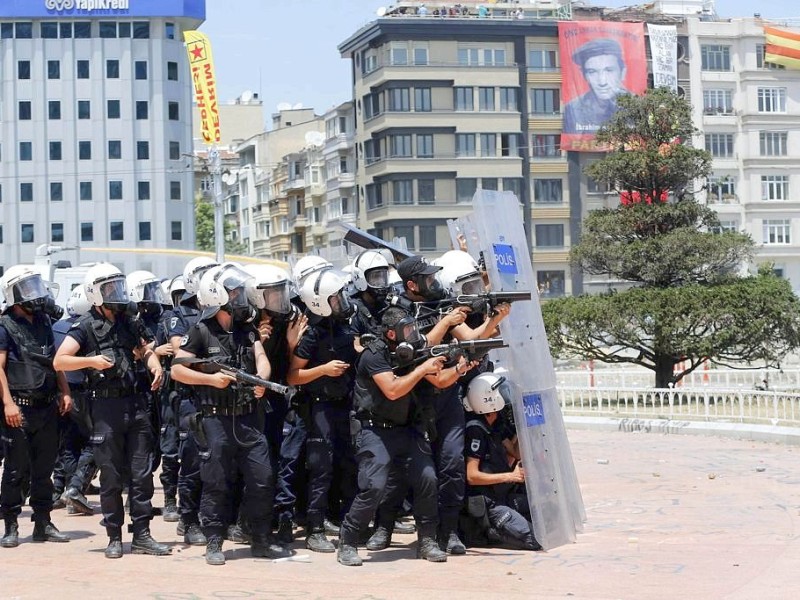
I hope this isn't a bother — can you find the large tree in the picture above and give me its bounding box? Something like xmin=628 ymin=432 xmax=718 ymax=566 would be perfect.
xmin=194 ymin=195 xmax=247 ymax=255
xmin=542 ymin=89 xmax=800 ymax=387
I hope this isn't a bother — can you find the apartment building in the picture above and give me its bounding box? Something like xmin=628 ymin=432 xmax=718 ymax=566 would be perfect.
xmin=0 ymin=0 xmax=204 ymax=278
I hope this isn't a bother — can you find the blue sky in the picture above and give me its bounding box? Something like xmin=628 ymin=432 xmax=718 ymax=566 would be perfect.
xmin=200 ymin=0 xmax=796 ymax=128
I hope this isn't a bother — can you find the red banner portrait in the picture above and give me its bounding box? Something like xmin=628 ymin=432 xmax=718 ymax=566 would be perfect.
xmin=558 ymin=21 xmax=647 ymax=152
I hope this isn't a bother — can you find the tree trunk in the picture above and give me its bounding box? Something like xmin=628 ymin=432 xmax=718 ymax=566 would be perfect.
xmin=654 ymin=353 xmax=675 ymax=388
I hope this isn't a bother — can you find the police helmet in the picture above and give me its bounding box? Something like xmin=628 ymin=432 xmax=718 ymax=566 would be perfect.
xmin=434 ymin=250 xmax=485 ymax=296
xmin=196 ymin=263 xmax=254 ymax=320
xmin=351 ymin=250 xmax=391 ymax=294
xmin=299 ymin=269 xmax=353 ymax=319
xmin=183 ymin=256 xmax=219 ymax=296
xmin=244 ymin=264 xmax=293 ymax=317
xmin=66 ymin=285 xmax=91 ymax=318
xmin=464 ymin=372 xmax=512 ymax=414
xmin=83 ymin=263 xmax=129 ymax=308
xmin=0 ymin=265 xmax=50 ymax=310
xmin=292 ymin=255 xmax=333 ymax=288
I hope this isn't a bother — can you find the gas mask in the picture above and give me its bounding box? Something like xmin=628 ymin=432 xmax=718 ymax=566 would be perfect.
xmin=416 ymin=275 xmax=446 ymax=301
xmin=104 ymin=301 xmax=138 ymax=318
xmin=223 ymin=286 xmax=256 ymax=325
xmin=328 ymin=289 xmax=355 ymax=322
xmin=138 ymin=302 xmax=163 ymax=320
xmin=388 ymin=315 xmax=427 ymax=365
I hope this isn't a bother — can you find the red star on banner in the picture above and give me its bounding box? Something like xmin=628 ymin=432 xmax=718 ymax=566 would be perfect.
xmin=189 ymin=44 xmax=204 ymax=61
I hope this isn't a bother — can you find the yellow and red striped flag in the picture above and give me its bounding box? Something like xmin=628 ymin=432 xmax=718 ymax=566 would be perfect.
xmin=764 ymin=25 xmax=800 ymax=69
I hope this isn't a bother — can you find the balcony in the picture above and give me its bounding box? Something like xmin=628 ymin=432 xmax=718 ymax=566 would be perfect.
xmin=284 ymin=177 xmax=305 ymax=192
xmin=291 ymin=215 xmax=308 ymax=230
xmin=324 ymin=133 xmax=355 ymax=153
xmin=310 ymin=223 xmax=327 ymax=237
xmin=305 ymin=181 xmax=326 ymax=197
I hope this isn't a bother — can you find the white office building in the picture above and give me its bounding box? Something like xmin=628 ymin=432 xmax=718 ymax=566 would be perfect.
xmin=0 ymin=0 xmax=205 ymax=279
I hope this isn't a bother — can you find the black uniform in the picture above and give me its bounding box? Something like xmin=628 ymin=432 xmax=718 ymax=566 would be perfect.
xmin=0 ymin=313 xmax=60 ymax=526
xmin=179 ymin=318 xmax=276 ymax=546
xmin=149 ymin=310 xmax=179 ymax=506
xmin=66 ymin=309 xmax=156 ymax=539
xmin=340 ymin=339 xmax=438 ymax=541
xmin=293 ymin=317 xmax=358 ymax=532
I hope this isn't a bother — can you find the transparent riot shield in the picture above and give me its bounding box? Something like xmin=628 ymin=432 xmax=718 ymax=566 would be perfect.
xmin=450 ymin=189 xmax=585 ymax=550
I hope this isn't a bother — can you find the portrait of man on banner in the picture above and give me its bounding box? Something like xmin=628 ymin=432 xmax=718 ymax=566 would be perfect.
xmin=559 ymin=21 xmax=647 ymax=152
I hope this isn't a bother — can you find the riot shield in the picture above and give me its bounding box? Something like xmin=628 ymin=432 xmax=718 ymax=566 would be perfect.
xmin=450 ymin=189 xmax=585 ymax=550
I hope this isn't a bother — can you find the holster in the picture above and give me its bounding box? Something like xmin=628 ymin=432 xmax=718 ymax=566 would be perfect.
xmin=181 ymin=411 xmax=208 ymax=448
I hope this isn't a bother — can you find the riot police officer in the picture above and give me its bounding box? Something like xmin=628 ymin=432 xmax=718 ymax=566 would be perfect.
xmin=0 ymin=266 xmax=72 ymax=547
xmin=170 ymin=263 xmax=289 ymax=566
xmin=54 ymin=263 xmax=168 ymax=559
xmin=349 ymin=250 xmax=392 ymax=345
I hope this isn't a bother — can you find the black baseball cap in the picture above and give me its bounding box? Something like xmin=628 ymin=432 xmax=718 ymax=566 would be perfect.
xmin=397 ymin=256 xmax=442 ymax=283
xmin=572 ymin=38 xmax=624 ymax=68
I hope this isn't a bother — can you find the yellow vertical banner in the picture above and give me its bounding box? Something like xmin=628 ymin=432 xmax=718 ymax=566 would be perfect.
xmin=184 ymin=30 xmax=221 ymax=145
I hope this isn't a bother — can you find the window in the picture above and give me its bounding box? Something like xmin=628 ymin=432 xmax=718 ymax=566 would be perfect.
xmin=79 ymin=181 xmax=93 ymax=201
xmin=110 ymin=222 xmax=124 ymax=241
xmin=760 ymin=132 xmax=788 ymax=156
xmin=456 ymin=134 xmax=476 ymax=157
xmin=705 ymin=133 xmax=734 ymax=158
xmin=77 ymin=100 xmax=91 ymax=119
xmin=534 ymin=179 xmax=563 ymax=204
xmin=456 ymin=178 xmax=477 ymax=203
xmin=136 ymin=141 xmax=150 ymax=160
xmin=390 ymin=45 xmax=408 ymax=66
xmin=458 ymin=48 xmax=479 ymax=66
xmin=47 ymin=60 xmax=60 ymax=79
xmin=18 ymin=101 xmax=31 ymax=120
xmin=701 ymin=45 xmax=731 ymax=71
xmin=419 ymin=225 xmax=437 ymax=251
xmin=109 ymin=181 xmax=123 ymax=200
xmin=418 ymin=179 xmax=435 ymax=205
xmin=171 ymin=221 xmax=183 ymax=241
xmin=78 ymin=141 xmax=92 ymax=160
xmin=81 ymin=222 xmax=94 ymax=242
xmin=167 ymin=61 xmax=178 ymax=81
xmin=528 ymin=49 xmax=558 ymax=71
xmin=703 ymin=89 xmax=733 ymax=114
xmin=21 ymin=224 xmax=34 ymax=244
xmin=59 ymin=22 xmax=72 ymax=38
xmin=758 ymin=88 xmax=786 ymax=113
xmin=51 ymin=223 xmax=64 ymax=243
xmin=135 ymin=100 xmax=149 ymax=120
xmin=169 ymin=141 xmax=180 ymax=160
xmin=537 ymin=270 xmax=565 ymax=297
xmin=138 ymin=181 xmax=151 ymax=200
xmin=417 ymin=134 xmax=434 ymax=158
xmin=390 ymin=180 xmax=413 ymax=206
xmin=587 ymin=176 xmax=608 ymax=194
xmin=49 ymin=141 xmax=62 ymax=161
xmin=18 ymin=60 xmax=30 ymax=79
xmin=48 ymin=101 xmax=61 ymax=120
xmin=501 ymin=133 xmax=520 ymax=157
xmin=482 ymin=178 xmax=498 ymax=191
xmin=415 ymin=87 xmax=431 ymax=112
xmin=478 ymin=87 xmax=495 ymax=111
xmin=388 ymin=88 xmax=410 ymax=112
xmin=394 ymin=226 xmax=414 ymax=250
xmin=763 ymin=219 xmax=790 ymax=245
xmin=108 ymin=140 xmax=122 ymax=159
xmin=366 ymin=183 xmax=383 ymax=209
xmin=138 ymin=222 xmax=152 ymax=241
xmin=756 ymin=45 xmax=785 ymax=70
xmin=0 ymin=23 xmax=10 ymax=39
xmin=531 ymin=134 xmax=561 ymax=158
xmin=170 ymin=181 xmax=182 ymax=200
xmin=711 ymin=220 xmax=739 ymax=234
xmin=132 ymin=21 xmax=150 ymax=39
xmin=503 ymin=178 xmax=522 ymax=198
xmin=20 ymin=183 xmax=33 ymax=202
xmin=363 ymin=93 xmax=381 ymax=119
xmin=168 ymin=102 xmax=180 ymax=120
xmin=454 ymin=87 xmax=474 ymax=111
xmin=77 ymin=60 xmax=90 ymax=79
xmin=50 ymin=182 xmax=63 ymax=201
xmin=74 ymin=22 xmax=91 ymax=38
xmin=19 ymin=142 xmax=32 ymax=161
xmin=107 ymin=100 xmax=121 ymax=119
xmin=530 ymin=88 xmax=560 ymax=114
xmin=535 ymin=224 xmax=565 ymax=247
xmin=15 ymin=23 xmax=33 ymax=39
xmin=106 ymin=60 xmax=120 ymax=79
xmin=762 ymin=175 xmax=789 ymax=201
xmin=500 ymin=87 xmax=518 ymax=111
xmin=99 ymin=21 xmax=116 ymax=37
xmin=115 ymin=21 xmax=129 ymax=37
xmin=413 ymin=47 xmax=428 ymax=65
xmin=389 ymin=134 xmax=412 ymax=158
xmin=480 ymin=133 xmax=496 ymax=157
xmin=135 ymin=61 xmax=148 ymax=80
xmin=708 ymin=175 xmax=736 ymax=202
xmin=41 ymin=22 xmax=58 ymax=38
xmin=166 ymin=22 xmax=176 ymax=40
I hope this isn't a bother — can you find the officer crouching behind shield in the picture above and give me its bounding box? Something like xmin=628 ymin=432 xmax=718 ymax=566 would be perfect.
xmin=0 ymin=266 xmax=73 ymax=548
xmin=54 ymin=263 xmax=168 ymax=559
xmin=170 ymin=263 xmax=291 ymax=566
xmin=337 ymin=306 xmax=448 ymax=567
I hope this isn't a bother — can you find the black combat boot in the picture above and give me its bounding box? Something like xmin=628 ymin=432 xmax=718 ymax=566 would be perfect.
xmin=205 ymin=536 xmax=225 ymax=566
xmin=305 ymin=528 xmax=335 ymax=553
xmin=65 ymin=486 xmax=93 ymax=516
xmin=1 ymin=520 xmax=19 ymax=548
xmin=225 ymin=523 xmax=250 ymax=544
xmin=131 ymin=529 xmax=171 ymax=555
xmin=276 ymin=516 xmax=294 ymax=545
xmin=251 ymin=534 xmax=292 ymax=559
xmin=337 ymin=527 xmax=363 ymax=567
xmin=442 ymin=531 xmax=466 ymax=555
xmin=32 ymin=520 xmax=70 ymax=543
xmin=417 ymin=535 xmax=447 ymax=563
xmin=393 ymin=519 xmax=416 ymax=534
xmin=366 ymin=526 xmax=392 ymax=551
xmin=184 ymin=522 xmax=206 ymax=546
xmin=162 ymin=497 xmax=179 ymax=523
xmin=105 ymin=537 xmax=123 ymax=559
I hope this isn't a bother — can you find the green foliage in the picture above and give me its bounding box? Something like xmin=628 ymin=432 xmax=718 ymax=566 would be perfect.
xmin=194 ymin=195 xmax=248 ymax=255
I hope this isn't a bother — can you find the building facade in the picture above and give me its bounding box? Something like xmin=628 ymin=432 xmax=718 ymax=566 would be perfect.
xmin=0 ymin=0 xmax=204 ymax=278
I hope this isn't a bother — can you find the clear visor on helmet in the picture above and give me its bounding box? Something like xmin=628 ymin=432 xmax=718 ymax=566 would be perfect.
xmin=261 ymin=282 xmax=292 ymax=315
xmin=459 ymin=276 xmax=484 ymax=295
xmin=365 ymin=267 xmax=390 ymax=290
xmin=99 ymin=278 xmax=129 ymax=304
xmin=495 ymin=376 xmax=513 ymax=406
xmin=141 ymin=280 xmax=168 ymax=306
xmin=11 ymin=274 xmax=49 ymax=304
xmin=217 ymin=267 xmax=253 ymax=309
xmin=328 ymin=289 xmax=353 ymax=318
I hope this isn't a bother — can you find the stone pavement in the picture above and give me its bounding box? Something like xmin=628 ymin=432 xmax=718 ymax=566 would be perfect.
xmin=2 ymin=429 xmax=799 ymax=600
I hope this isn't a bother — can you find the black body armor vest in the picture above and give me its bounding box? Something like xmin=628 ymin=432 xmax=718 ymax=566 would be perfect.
xmin=0 ymin=314 xmax=57 ymax=397
xmin=76 ymin=312 xmax=140 ymax=392
xmin=352 ymin=339 xmax=411 ymax=426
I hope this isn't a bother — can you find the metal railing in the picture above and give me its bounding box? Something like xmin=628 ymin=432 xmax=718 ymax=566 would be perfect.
xmin=555 ymin=367 xmax=800 ymax=391
xmin=557 ymin=386 xmax=800 ymax=427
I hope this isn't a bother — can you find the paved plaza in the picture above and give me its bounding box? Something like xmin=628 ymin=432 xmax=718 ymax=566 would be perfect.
xmin=2 ymin=428 xmax=799 ymax=600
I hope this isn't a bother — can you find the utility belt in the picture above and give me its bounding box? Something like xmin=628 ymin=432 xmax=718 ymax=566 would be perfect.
xmin=358 ymin=413 xmax=404 ymax=430
xmin=91 ymin=386 xmax=136 ymax=400
xmin=200 ymin=399 xmax=258 ymax=418
xmin=312 ymin=394 xmax=349 ymax=404
xmin=12 ymin=394 xmax=56 ymax=408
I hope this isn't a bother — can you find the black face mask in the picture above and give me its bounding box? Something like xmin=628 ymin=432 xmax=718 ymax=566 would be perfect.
xmin=228 ymin=305 xmax=256 ymax=326
xmin=104 ymin=301 xmax=138 ymax=318
xmin=417 ymin=277 xmax=446 ymax=301
xmin=139 ymin=303 xmax=163 ymax=320
xmin=19 ymin=297 xmax=47 ymax=314
xmin=267 ymin=303 xmax=301 ymax=323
